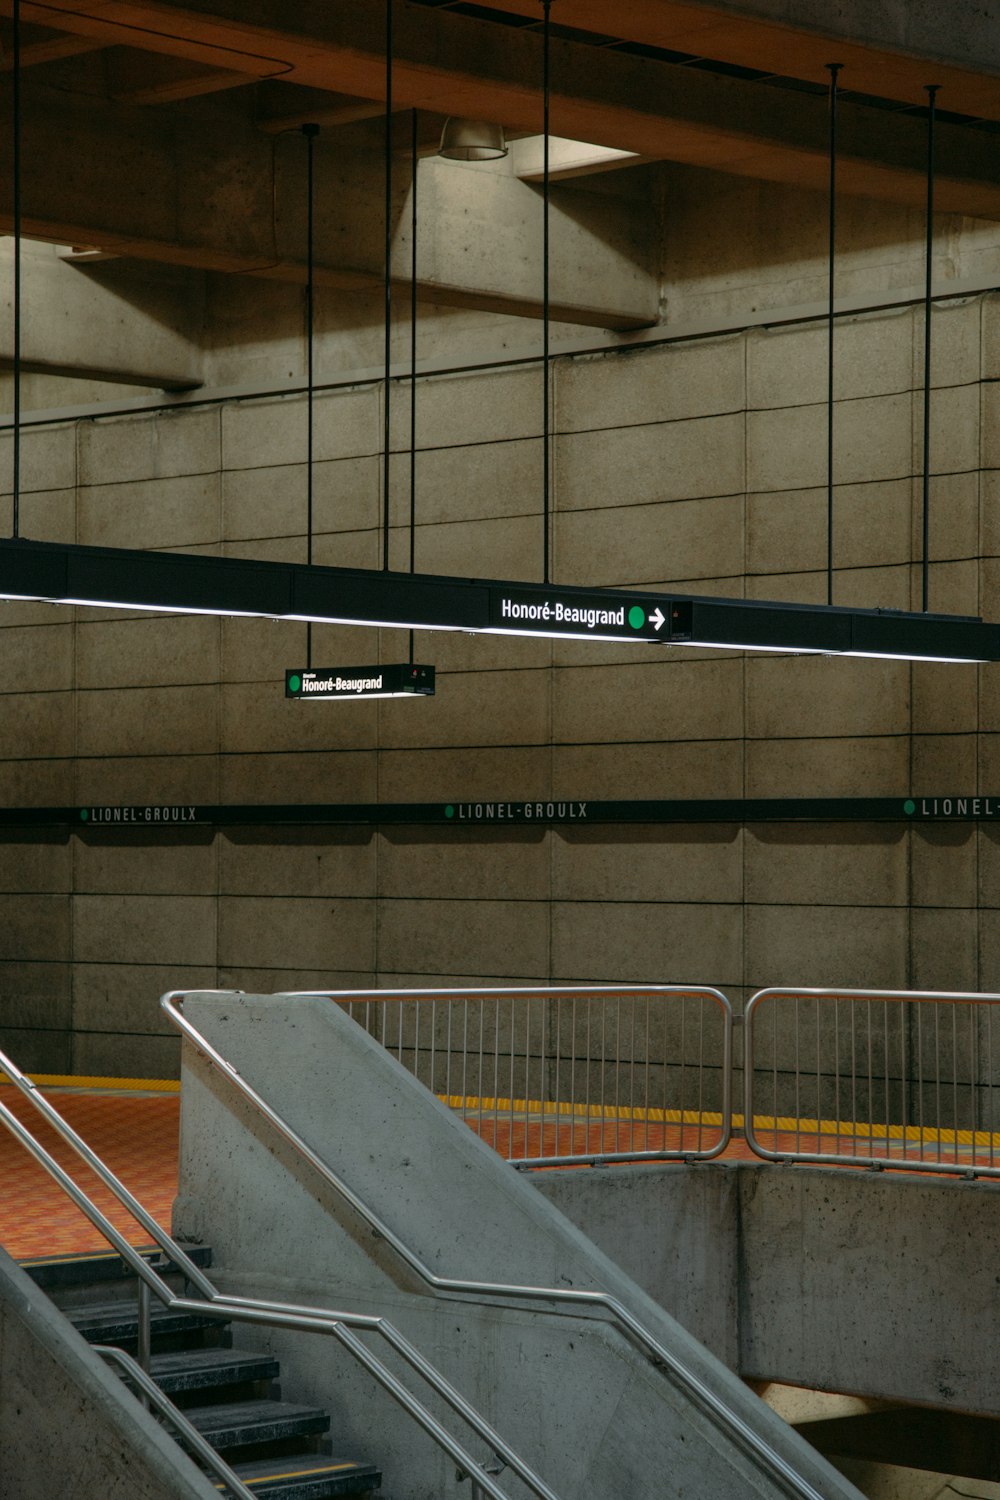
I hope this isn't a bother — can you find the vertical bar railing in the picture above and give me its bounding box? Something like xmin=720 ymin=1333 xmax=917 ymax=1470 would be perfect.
xmin=333 ymin=986 xmax=733 ymax=1167
xmin=744 ymin=987 xmax=1000 ymax=1179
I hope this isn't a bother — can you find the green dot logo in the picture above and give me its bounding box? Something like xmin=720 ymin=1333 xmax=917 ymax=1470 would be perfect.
xmin=79 ymin=808 xmax=89 ymax=822
xmin=903 ymin=799 xmax=916 ymax=815
xmin=445 ymin=804 xmax=455 ymax=819
xmin=288 ymin=674 xmax=302 ymax=694
xmin=628 ymin=605 xmax=646 ymax=631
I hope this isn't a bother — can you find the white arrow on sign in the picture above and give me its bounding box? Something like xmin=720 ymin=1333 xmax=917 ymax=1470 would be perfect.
xmin=649 ymin=607 xmax=666 ymax=631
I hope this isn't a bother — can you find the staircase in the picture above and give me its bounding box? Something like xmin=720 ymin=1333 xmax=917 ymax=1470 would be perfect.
xmin=23 ymin=1245 xmax=382 ymax=1500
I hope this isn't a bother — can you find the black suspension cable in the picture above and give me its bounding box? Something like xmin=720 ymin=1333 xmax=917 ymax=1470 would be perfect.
xmin=303 ymin=123 xmax=319 ymax=668
xmin=542 ymin=0 xmax=551 ymax=585
xmin=922 ymin=85 xmax=939 ymax=615
xmin=382 ymin=0 xmax=393 ymax=573
xmin=825 ymin=62 xmax=842 ymax=608
xmin=409 ymin=107 xmax=418 ymax=664
xmin=11 ymin=0 xmax=22 ymax=540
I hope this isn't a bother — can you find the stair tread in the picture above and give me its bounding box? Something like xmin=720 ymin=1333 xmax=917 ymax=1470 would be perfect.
xmin=220 ymin=1453 xmax=381 ymax=1497
xmin=69 ymin=1298 xmax=220 ymax=1339
xmin=22 ymin=1243 xmax=212 ymax=1291
xmin=230 ymin=1454 xmax=380 ymax=1480
xmin=68 ymin=1302 xmax=220 ymax=1338
xmin=150 ymin=1347 xmax=280 ymax=1392
xmin=183 ymin=1397 xmax=331 ymax=1442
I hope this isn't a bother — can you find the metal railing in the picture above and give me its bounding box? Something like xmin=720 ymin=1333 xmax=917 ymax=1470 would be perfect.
xmin=0 ymin=1045 xmax=560 ymax=1500
xmin=161 ymin=988 xmax=829 ymax=1500
xmin=744 ymin=986 xmax=1000 ymax=1179
xmin=332 ymin=985 xmax=733 ymax=1167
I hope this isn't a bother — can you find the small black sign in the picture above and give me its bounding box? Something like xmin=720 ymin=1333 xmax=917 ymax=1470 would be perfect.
xmin=286 ymin=664 xmax=435 ymax=699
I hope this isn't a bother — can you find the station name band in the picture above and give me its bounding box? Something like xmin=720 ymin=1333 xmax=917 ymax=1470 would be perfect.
xmin=81 ymin=806 xmax=199 ymax=824
xmin=499 ymin=598 xmax=625 ymax=630
xmin=445 ymin=802 xmax=588 ymax=822
xmin=909 ymin=798 xmax=1000 ymax=817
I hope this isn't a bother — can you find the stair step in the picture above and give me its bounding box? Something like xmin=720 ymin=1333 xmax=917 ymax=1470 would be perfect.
xmin=151 ymin=1347 xmax=280 ymax=1395
xmin=220 ymin=1454 xmax=382 ymax=1498
xmin=68 ymin=1297 xmax=221 ymax=1345
xmin=184 ymin=1399 xmax=331 ymax=1450
xmin=21 ymin=1243 xmax=212 ymax=1293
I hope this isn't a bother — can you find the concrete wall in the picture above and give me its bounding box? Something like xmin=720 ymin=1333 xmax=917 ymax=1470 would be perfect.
xmin=174 ymin=991 xmax=863 ymax=1500
xmin=0 ymin=1244 xmax=219 ymax=1500
xmin=536 ymin=1158 xmax=1000 ymax=1417
xmin=1 ymin=158 xmax=1000 ymax=1079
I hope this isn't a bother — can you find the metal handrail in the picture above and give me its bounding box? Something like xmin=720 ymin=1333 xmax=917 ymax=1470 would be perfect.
xmin=93 ymin=1344 xmax=256 ymax=1500
xmin=162 ymin=987 xmax=827 ymax=1500
xmin=0 ymin=1052 xmax=558 ymax=1500
xmin=326 ymin=983 xmax=734 ymax=1168
xmin=744 ymin=985 xmax=1000 ymax=1179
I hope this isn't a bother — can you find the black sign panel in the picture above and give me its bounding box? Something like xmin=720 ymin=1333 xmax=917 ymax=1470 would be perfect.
xmin=285 ymin=664 xmax=434 ymax=699
xmin=489 ymin=587 xmax=672 ymax=642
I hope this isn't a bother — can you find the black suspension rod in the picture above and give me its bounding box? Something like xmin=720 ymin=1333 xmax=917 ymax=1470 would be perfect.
xmin=383 ymin=0 xmax=393 ymax=573
xmin=922 ymin=85 xmax=939 ymax=615
xmin=826 ymin=62 xmax=842 ymax=608
xmin=11 ymin=0 xmax=22 ymax=540
xmin=542 ymin=0 xmax=552 ymax=586
xmin=409 ymin=106 xmax=418 ymax=662
xmin=303 ymin=123 xmax=319 ymax=667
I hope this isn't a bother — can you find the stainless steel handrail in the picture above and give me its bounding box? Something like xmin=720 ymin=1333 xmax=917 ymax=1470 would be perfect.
xmin=162 ymin=988 xmax=827 ymax=1500
xmin=744 ymin=985 xmax=1000 ymax=1179
xmin=0 ymin=1055 xmax=557 ymax=1500
xmin=324 ymin=983 xmax=734 ymax=1168
xmin=93 ymin=1344 xmax=256 ymax=1500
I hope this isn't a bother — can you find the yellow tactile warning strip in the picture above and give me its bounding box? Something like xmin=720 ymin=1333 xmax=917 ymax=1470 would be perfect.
xmin=0 ymin=1083 xmax=179 ymax=1260
xmin=214 ymin=1463 xmax=366 ymax=1490
xmin=0 ymin=1072 xmax=179 ymax=1093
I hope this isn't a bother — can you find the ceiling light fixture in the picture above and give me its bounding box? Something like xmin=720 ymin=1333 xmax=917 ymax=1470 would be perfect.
xmin=438 ymin=117 xmax=508 ymax=161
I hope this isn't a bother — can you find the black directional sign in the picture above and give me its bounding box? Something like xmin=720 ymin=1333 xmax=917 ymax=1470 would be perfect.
xmin=489 ymin=587 xmax=672 ymax=642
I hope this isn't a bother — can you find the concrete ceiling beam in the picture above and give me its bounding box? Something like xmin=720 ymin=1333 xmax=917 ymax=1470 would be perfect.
xmin=2 ymin=1 xmax=1000 ymax=218
xmin=446 ymin=0 xmax=1000 ymax=118
xmin=0 ymin=242 xmax=204 ymax=389
xmin=0 ymin=23 xmax=109 ymax=69
xmin=107 ymin=52 xmax=264 ymax=104
xmin=0 ymin=80 xmax=659 ymax=328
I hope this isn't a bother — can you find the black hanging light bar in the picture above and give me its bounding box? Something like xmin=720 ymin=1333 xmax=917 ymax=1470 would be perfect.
xmin=285 ymin=0 xmax=434 ymax=704
xmin=1 ymin=537 xmax=995 ymax=661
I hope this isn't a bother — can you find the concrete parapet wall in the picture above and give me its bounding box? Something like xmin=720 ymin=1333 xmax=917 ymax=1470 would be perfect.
xmin=0 ymin=1244 xmax=219 ymax=1500
xmin=174 ymin=991 xmax=862 ymax=1500
xmin=536 ymin=1159 xmax=1000 ymax=1416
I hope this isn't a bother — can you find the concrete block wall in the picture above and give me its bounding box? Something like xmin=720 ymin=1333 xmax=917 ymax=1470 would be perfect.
xmin=0 ymin=285 xmax=998 ymax=1080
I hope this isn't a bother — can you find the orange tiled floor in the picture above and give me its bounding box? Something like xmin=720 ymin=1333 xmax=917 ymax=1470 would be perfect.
xmin=0 ymin=1085 xmax=179 ymax=1260
xmin=2 ymin=1084 xmax=994 ymax=1264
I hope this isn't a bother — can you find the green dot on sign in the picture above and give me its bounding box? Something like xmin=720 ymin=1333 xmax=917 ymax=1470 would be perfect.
xmin=628 ymin=605 xmax=645 ymax=630
xmin=445 ymin=805 xmax=455 ymax=818
xmin=79 ymin=808 xmax=89 ymax=822
xmin=904 ymin=799 xmax=916 ymax=815
xmin=288 ymin=674 xmax=301 ymax=694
